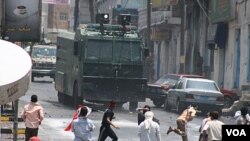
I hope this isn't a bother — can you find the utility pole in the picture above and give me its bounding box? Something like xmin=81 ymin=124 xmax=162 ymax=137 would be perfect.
xmin=74 ymin=0 xmax=79 ymax=31
xmin=89 ymin=0 xmax=95 ymax=23
xmin=146 ymin=0 xmax=153 ymax=81
xmin=179 ymin=0 xmax=185 ymax=73
xmin=147 ymin=0 xmax=151 ymax=52
xmin=13 ymin=100 xmax=19 ymax=141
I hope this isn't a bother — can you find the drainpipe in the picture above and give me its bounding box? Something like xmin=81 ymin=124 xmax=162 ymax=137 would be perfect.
xmin=74 ymin=0 xmax=79 ymax=32
xmin=89 ymin=0 xmax=95 ymax=23
xmin=179 ymin=0 xmax=186 ymax=73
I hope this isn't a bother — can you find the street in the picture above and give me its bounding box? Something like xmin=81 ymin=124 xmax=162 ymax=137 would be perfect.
xmin=16 ymin=77 xmax=233 ymax=141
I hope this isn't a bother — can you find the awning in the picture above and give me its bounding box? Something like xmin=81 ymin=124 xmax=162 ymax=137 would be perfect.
xmin=215 ymin=23 xmax=228 ymax=48
xmin=207 ymin=22 xmax=228 ymax=49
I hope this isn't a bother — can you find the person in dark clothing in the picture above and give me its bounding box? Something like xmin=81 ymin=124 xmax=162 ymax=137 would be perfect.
xmin=98 ymin=101 xmax=119 ymax=141
xmin=137 ymin=105 xmax=160 ymax=125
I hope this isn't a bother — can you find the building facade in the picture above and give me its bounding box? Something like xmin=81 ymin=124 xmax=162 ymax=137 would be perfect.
xmin=210 ymin=0 xmax=250 ymax=92
xmin=138 ymin=0 xmax=181 ymax=81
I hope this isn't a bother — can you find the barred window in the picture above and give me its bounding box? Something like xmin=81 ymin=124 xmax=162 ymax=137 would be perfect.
xmin=60 ymin=12 xmax=68 ymax=21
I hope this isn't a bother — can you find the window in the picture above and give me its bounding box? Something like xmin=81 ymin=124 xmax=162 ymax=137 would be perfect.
xmin=32 ymin=47 xmax=56 ymax=57
xmin=155 ymin=75 xmax=180 ymax=85
xmin=186 ymin=80 xmax=218 ymax=91
xmin=85 ymin=40 xmax=141 ymax=63
xmin=113 ymin=41 xmax=141 ymax=63
xmin=59 ymin=12 xmax=68 ymax=21
xmin=85 ymin=40 xmax=112 ymax=61
xmin=175 ymin=81 xmax=183 ymax=89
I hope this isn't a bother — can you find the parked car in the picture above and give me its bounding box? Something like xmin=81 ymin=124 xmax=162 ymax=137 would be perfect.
xmin=220 ymin=89 xmax=239 ymax=108
xmin=146 ymin=74 xmax=203 ymax=107
xmin=164 ymin=78 xmax=224 ymax=114
xmin=146 ymin=73 xmax=239 ymax=108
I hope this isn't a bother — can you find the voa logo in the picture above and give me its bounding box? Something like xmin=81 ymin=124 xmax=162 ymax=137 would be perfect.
xmin=226 ymin=129 xmax=246 ymax=136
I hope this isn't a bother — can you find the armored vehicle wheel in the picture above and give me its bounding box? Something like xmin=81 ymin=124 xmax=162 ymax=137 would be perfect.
xmin=58 ymin=92 xmax=65 ymax=104
xmin=176 ymin=99 xmax=184 ymax=114
xmin=164 ymin=96 xmax=171 ymax=111
xmin=129 ymin=101 xmax=138 ymax=111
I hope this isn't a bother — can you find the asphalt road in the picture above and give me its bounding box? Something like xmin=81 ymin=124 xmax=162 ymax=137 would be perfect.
xmin=10 ymin=77 xmax=234 ymax=141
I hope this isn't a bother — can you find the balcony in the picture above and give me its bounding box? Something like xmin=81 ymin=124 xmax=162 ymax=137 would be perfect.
xmin=138 ymin=8 xmax=181 ymax=31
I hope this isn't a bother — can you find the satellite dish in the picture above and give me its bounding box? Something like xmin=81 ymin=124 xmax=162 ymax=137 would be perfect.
xmin=0 ymin=40 xmax=32 ymax=105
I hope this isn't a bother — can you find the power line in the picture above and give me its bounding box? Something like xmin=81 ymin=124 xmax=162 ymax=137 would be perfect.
xmin=196 ymin=0 xmax=210 ymax=21
xmin=123 ymin=0 xmax=129 ymax=9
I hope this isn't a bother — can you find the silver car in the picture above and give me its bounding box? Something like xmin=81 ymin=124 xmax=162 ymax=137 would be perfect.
xmin=164 ymin=78 xmax=224 ymax=114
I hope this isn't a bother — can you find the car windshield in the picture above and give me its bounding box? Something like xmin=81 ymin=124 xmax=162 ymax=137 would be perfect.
xmin=186 ymin=80 xmax=219 ymax=91
xmin=32 ymin=47 xmax=56 ymax=57
xmin=155 ymin=75 xmax=180 ymax=85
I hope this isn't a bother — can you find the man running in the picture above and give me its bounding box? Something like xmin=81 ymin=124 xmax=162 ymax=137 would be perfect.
xmin=98 ymin=101 xmax=119 ymax=141
xmin=167 ymin=105 xmax=198 ymax=141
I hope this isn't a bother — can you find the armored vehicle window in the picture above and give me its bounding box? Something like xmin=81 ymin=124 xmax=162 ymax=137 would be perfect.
xmin=86 ymin=40 xmax=112 ymax=61
xmin=114 ymin=41 xmax=141 ymax=63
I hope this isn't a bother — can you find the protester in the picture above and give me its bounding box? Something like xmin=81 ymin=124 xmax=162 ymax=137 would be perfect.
xmin=137 ymin=105 xmax=160 ymax=125
xmin=202 ymin=111 xmax=224 ymax=141
xmin=72 ymin=106 xmax=95 ymax=141
xmin=65 ymin=104 xmax=92 ymax=131
xmin=98 ymin=101 xmax=119 ymax=141
xmin=21 ymin=95 xmax=44 ymax=141
xmin=235 ymin=106 xmax=250 ymax=125
xmin=167 ymin=105 xmax=198 ymax=141
xmin=138 ymin=111 xmax=161 ymax=141
xmin=198 ymin=112 xmax=211 ymax=141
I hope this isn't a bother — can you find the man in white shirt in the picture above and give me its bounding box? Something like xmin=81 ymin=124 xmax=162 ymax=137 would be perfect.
xmin=72 ymin=106 xmax=95 ymax=141
xmin=234 ymin=106 xmax=250 ymax=125
xmin=138 ymin=111 xmax=161 ymax=141
xmin=202 ymin=111 xmax=224 ymax=141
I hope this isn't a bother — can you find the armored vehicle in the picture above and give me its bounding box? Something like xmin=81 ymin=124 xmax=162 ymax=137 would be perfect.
xmin=55 ymin=15 xmax=148 ymax=110
xmin=31 ymin=44 xmax=57 ymax=82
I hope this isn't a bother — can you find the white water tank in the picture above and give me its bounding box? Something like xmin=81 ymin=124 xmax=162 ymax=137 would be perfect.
xmin=0 ymin=40 xmax=32 ymax=105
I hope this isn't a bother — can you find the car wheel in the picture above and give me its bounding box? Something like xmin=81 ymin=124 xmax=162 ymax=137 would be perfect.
xmin=164 ymin=96 xmax=171 ymax=111
xmin=152 ymin=99 xmax=164 ymax=107
xmin=224 ymin=96 xmax=233 ymax=108
xmin=58 ymin=92 xmax=63 ymax=103
xmin=176 ymin=99 xmax=184 ymax=114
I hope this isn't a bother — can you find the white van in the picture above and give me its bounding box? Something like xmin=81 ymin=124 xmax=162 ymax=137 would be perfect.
xmin=31 ymin=44 xmax=56 ymax=82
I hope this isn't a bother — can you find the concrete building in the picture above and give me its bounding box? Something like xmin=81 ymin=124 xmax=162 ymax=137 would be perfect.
xmin=46 ymin=4 xmax=70 ymax=43
xmin=210 ymin=0 xmax=250 ymax=93
xmin=138 ymin=0 xmax=181 ymax=81
xmin=182 ymin=0 xmax=250 ymax=96
xmin=79 ymin=0 xmax=92 ymax=24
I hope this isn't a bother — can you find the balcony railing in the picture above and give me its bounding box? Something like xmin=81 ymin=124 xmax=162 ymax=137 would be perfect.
xmin=138 ymin=8 xmax=180 ymax=31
